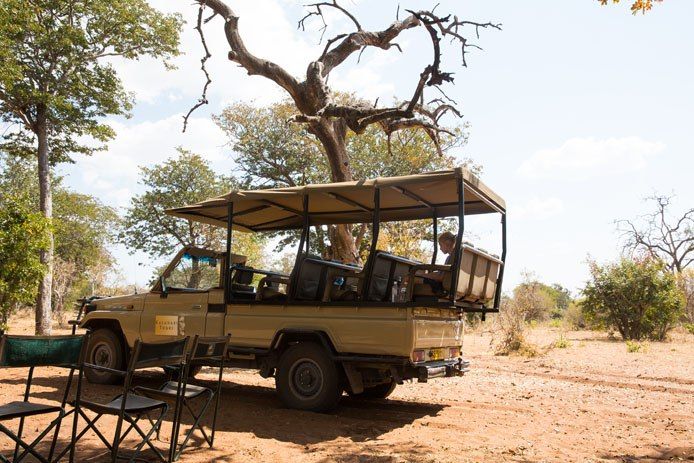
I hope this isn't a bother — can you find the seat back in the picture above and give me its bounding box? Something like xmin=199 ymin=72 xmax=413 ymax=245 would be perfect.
xmin=0 ymin=335 xmax=85 ymax=368
xmin=189 ymin=335 xmax=230 ymax=365
xmin=130 ymin=337 xmax=189 ymax=371
xmin=292 ymin=254 xmax=325 ymax=301
xmin=364 ymin=251 xmax=416 ymax=301
xmin=443 ymin=246 xmax=501 ymax=304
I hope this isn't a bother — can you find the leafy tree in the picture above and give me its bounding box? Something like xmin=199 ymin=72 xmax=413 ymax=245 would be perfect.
xmin=0 ymin=195 xmax=49 ymax=331
xmin=120 ymin=149 xmax=267 ymax=288
xmin=0 ymin=154 xmax=118 ymax=321
xmin=0 ymin=0 xmax=181 ymax=334
xmin=216 ymin=100 xmax=473 ymax=262
xmin=582 ymin=258 xmax=683 ymax=341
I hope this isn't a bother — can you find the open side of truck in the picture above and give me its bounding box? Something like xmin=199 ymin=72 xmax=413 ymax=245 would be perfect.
xmin=78 ymin=168 xmax=506 ymax=411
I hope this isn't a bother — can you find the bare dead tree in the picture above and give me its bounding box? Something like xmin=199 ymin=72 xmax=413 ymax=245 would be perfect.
xmin=184 ymin=0 xmax=500 ymax=262
xmin=617 ymin=195 xmax=694 ymax=273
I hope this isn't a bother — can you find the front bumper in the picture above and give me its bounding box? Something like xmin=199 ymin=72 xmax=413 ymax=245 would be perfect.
xmin=406 ymin=358 xmax=470 ymax=383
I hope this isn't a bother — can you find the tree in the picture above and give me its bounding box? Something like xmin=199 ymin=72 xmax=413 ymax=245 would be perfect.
xmin=216 ymin=100 xmax=472 ymax=262
xmin=120 ymin=149 xmax=267 ymax=287
xmin=185 ymin=0 xmax=499 ymax=263
xmin=582 ymin=258 xmax=683 ymax=341
xmin=1 ymin=155 xmax=117 ymax=306
xmin=0 ymin=0 xmax=181 ymax=334
xmin=0 ymin=195 xmax=49 ymax=331
xmin=599 ymin=0 xmax=663 ymax=14
xmin=0 ymin=154 xmax=119 ymax=321
xmin=617 ymin=194 xmax=693 ymax=274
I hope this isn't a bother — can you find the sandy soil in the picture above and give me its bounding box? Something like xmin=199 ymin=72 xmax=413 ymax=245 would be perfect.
xmin=1 ymin=315 xmax=692 ymax=463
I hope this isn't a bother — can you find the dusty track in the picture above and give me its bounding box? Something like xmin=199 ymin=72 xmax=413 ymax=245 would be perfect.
xmin=1 ymin=322 xmax=692 ymax=462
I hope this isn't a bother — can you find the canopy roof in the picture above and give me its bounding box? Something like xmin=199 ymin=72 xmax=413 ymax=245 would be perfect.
xmin=166 ymin=168 xmax=505 ymax=232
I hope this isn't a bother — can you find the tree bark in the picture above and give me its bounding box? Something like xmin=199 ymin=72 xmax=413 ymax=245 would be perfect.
xmin=309 ymin=118 xmax=359 ymax=263
xmin=35 ymin=105 xmax=53 ymax=335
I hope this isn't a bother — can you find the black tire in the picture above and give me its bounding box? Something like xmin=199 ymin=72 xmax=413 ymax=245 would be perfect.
xmin=85 ymin=328 xmax=125 ymax=384
xmin=275 ymin=342 xmax=341 ymax=412
xmin=348 ymin=380 xmax=396 ymax=399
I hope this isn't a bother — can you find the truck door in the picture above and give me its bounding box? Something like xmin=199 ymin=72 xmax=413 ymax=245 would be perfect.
xmin=141 ymin=291 xmax=208 ymax=342
xmin=205 ymin=288 xmax=226 ymax=337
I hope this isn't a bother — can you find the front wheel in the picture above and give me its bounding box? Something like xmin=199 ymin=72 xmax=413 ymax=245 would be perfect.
xmin=275 ymin=343 xmax=341 ymax=412
xmin=84 ymin=328 xmax=124 ymax=384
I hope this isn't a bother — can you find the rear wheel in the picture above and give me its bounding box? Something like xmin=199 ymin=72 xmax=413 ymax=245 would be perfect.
xmin=275 ymin=342 xmax=341 ymax=412
xmin=348 ymin=380 xmax=397 ymax=399
xmin=85 ymin=328 xmax=124 ymax=384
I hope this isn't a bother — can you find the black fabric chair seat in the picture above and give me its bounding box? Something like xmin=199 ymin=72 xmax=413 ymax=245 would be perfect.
xmin=80 ymin=394 xmax=166 ymax=415
xmin=135 ymin=381 xmax=211 ymax=401
xmin=0 ymin=401 xmax=62 ymax=421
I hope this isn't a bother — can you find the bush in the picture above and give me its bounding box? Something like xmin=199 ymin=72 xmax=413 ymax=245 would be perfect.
xmin=554 ymin=334 xmax=572 ymax=349
xmin=626 ymin=340 xmax=648 ymax=353
xmin=563 ymin=301 xmax=586 ymax=329
xmin=582 ymin=258 xmax=684 ymax=341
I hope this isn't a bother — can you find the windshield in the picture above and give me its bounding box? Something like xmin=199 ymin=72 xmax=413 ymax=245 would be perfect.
xmin=164 ymin=252 xmax=221 ymax=290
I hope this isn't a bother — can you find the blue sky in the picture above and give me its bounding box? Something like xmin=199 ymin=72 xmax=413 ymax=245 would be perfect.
xmin=57 ymin=0 xmax=694 ymax=294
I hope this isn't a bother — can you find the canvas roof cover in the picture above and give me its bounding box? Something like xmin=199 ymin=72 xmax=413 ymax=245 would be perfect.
xmin=166 ymin=168 xmax=505 ymax=232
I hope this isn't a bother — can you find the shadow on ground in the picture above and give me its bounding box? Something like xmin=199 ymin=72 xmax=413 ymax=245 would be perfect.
xmin=2 ymin=369 xmax=446 ymax=461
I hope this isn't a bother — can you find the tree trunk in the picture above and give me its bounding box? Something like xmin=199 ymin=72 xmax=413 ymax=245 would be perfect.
xmin=35 ymin=105 xmax=53 ymax=335
xmin=308 ymin=118 xmax=360 ymax=263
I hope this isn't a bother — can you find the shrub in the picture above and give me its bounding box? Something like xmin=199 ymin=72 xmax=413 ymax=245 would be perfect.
xmin=554 ymin=334 xmax=572 ymax=349
xmin=563 ymin=301 xmax=586 ymax=329
xmin=582 ymin=258 xmax=684 ymax=341
xmin=626 ymin=340 xmax=648 ymax=353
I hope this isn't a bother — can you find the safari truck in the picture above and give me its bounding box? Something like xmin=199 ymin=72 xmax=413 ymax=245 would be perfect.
xmin=77 ymin=168 xmax=507 ymax=411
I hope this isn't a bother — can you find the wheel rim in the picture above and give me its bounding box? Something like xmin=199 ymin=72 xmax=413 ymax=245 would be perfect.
xmin=92 ymin=342 xmax=114 ymax=371
xmin=288 ymin=358 xmax=323 ymax=400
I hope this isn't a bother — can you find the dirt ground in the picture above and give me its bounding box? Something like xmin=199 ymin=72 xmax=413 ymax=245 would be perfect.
xmin=1 ymin=315 xmax=692 ymax=463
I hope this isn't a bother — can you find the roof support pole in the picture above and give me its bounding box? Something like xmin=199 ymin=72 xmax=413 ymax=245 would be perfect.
xmin=493 ymin=213 xmax=507 ymax=311
xmin=449 ymin=173 xmax=465 ymax=300
xmin=288 ymin=194 xmax=310 ymax=301
xmin=431 ymin=214 xmax=438 ymax=265
xmin=224 ymin=201 xmax=234 ymax=305
xmin=360 ymin=188 xmax=381 ymax=300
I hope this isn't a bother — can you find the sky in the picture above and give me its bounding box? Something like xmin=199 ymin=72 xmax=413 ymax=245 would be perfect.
xmin=55 ymin=0 xmax=694 ymax=294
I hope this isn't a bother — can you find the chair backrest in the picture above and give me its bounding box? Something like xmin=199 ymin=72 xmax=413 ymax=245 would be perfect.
xmin=292 ymin=254 xmax=325 ymax=301
xmin=0 ymin=335 xmax=85 ymax=368
xmin=130 ymin=337 xmax=189 ymax=371
xmin=189 ymin=335 xmax=230 ymax=364
xmin=364 ymin=251 xmax=415 ymax=301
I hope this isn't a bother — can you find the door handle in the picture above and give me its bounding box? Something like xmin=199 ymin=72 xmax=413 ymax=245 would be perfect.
xmin=192 ymin=304 xmax=202 ymax=309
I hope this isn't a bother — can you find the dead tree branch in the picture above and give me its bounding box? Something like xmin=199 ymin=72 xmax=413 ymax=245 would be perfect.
xmin=183 ymin=3 xmax=213 ymax=132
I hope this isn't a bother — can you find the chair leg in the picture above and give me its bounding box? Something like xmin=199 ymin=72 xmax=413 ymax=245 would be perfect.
xmin=124 ymin=407 xmax=169 ymax=463
xmin=1 ymin=418 xmax=61 ymax=463
xmin=171 ymin=392 xmax=215 ymax=462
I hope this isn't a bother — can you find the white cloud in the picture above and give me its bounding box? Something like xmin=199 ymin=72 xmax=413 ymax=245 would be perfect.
xmin=58 ymin=114 xmax=229 ymax=209
xmin=518 ymin=136 xmax=665 ymax=179
xmin=514 ymin=197 xmax=564 ymax=220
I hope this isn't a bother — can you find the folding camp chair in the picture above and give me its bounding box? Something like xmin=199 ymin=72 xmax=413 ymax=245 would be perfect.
xmin=0 ymin=335 xmax=86 ymax=463
xmin=134 ymin=335 xmax=230 ymax=462
xmin=70 ymin=337 xmax=188 ymax=463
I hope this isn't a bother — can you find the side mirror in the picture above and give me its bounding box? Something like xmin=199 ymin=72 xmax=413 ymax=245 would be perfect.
xmin=159 ymin=276 xmax=168 ymax=298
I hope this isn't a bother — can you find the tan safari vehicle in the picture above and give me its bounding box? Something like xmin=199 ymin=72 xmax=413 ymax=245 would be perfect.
xmin=77 ymin=168 xmax=506 ymax=411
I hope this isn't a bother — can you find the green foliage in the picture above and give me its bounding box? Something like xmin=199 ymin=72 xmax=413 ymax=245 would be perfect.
xmin=554 ymin=334 xmax=572 ymax=349
xmin=510 ymin=274 xmax=572 ymax=322
xmin=120 ymin=149 xmax=268 ymax=279
xmin=582 ymin=258 xmax=684 ymax=341
xmin=0 ymin=155 xmax=117 ymax=310
xmin=625 ymin=340 xmax=648 ymax=353
xmin=0 ymin=195 xmax=49 ymax=329
xmin=563 ymin=301 xmax=587 ymax=330
xmin=684 ymin=323 xmax=694 ymax=335
xmin=215 ymin=99 xmax=475 ymax=259
xmin=0 ymin=0 xmax=181 ymax=162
